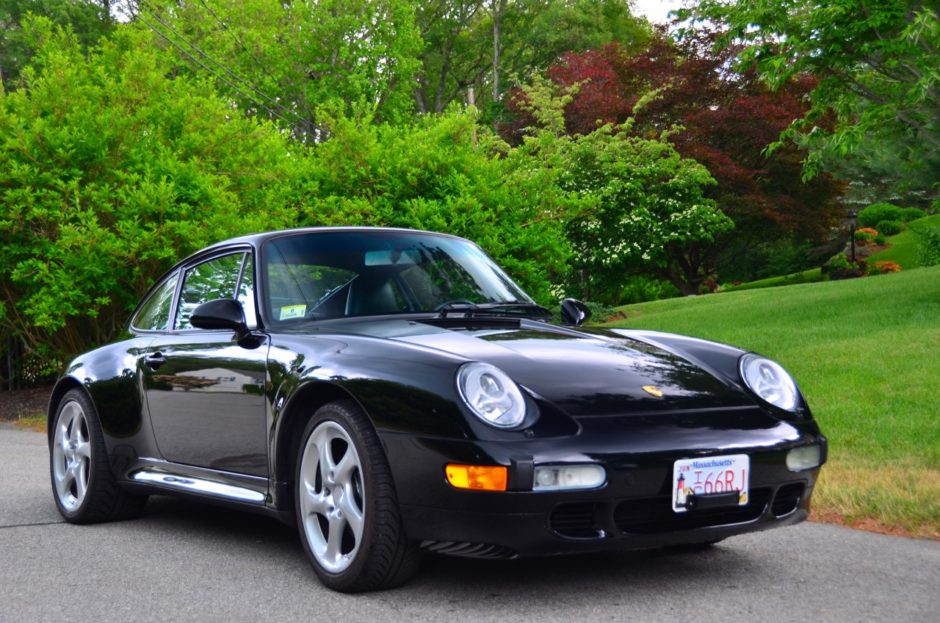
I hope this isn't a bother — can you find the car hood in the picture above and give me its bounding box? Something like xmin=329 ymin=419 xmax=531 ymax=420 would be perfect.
xmin=326 ymin=318 xmax=753 ymax=416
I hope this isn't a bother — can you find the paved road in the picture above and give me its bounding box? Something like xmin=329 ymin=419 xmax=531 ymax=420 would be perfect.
xmin=1 ymin=425 xmax=937 ymax=622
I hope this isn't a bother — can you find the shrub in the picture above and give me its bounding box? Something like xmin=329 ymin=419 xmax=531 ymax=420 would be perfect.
xmin=876 ymin=220 xmax=904 ymax=236
xmin=582 ymin=301 xmax=618 ymax=322
xmin=822 ymin=253 xmax=866 ymax=280
xmin=1 ymin=20 xmax=307 ymax=359
xmin=854 ymin=227 xmax=879 ymax=242
xmin=870 ymin=260 xmax=901 ymax=274
xmin=858 ymin=203 xmax=904 ymax=228
xmin=874 ymin=232 xmax=887 ymax=245
xmin=910 ymin=224 xmax=940 ymax=267
xmin=900 ymin=208 xmax=925 ymax=222
xmin=305 ymin=111 xmax=577 ymax=307
xmin=614 ymin=276 xmax=680 ymax=305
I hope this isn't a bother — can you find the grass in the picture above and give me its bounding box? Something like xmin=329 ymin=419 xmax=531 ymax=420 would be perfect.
xmin=868 ymin=213 xmax=940 ymax=269
xmin=606 ymin=266 xmax=940 ymax=538
xmin=14 ymin=413 xmax=46 ymax=433
xmin=722 ymin=213 xmax=940 ymax=294
xmin=723 ymin=267 xmax=823 ymax=292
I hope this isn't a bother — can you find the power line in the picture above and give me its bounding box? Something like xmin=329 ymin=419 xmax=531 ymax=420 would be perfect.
xmin=197 ymin=0 xmax=268 ymax=72
xmin=139 ymin=1 xmax=290 ymax=117
xmin=132 ymin=1 xmax=315 ymax=132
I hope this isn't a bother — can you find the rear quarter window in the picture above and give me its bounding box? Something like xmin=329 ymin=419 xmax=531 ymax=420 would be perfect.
xmin=131 ymin=273 xmax=179 ymax=332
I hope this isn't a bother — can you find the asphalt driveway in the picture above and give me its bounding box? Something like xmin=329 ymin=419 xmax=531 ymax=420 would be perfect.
xmin=1 ymin=425 xmax=937 ymax=622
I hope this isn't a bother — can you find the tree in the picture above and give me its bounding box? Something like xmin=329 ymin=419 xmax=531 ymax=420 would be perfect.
xmin=682 ymin=0 xmax=940 ymax=205
xmin=544 ymin=45 xmax=633 ymax=136
xmin=413 ymin=0 xmax=649 ymax=115
xmin=0 ymin=0 xmax=113 ymax=89
xmin=506 ymin=33 xmax=846 ymax=281
xmin=302 ymin=110 xmax=578 ymax=304
xmin=509 ymin=78 xmax=732 ymax=299
xmin=413 ymin=0 xmax=490 ymax=114
xmin=559 ymin=124 xmax=733 ymax=298
xmin=0 ymin=17 xmax=308 ymax=359
xmin=130 ymin=0 xmax=424 ymax=138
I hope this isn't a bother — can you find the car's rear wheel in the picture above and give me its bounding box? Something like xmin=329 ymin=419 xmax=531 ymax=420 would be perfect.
xmin=50 ymin=389 xmax=147 ymax=523
xmin=295 ymin=400 xmax=419 ymax=592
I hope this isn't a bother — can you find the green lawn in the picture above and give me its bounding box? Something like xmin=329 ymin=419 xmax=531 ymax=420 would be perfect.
xmin=723 ymin=267 xmax=823 ymax=292
xmin=868 ymin=213 xmax=940 ymax=269
xmin=606 ymin=266 xmax=940 ymax=537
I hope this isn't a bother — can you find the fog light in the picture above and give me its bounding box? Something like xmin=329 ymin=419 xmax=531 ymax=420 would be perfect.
xmin=533 ymin=464 xmax=606 ymax=491
xmin=786 ymin=445 xmax=822 ymax=471
xmin=445 ymin=464 xmax=508 ymax=491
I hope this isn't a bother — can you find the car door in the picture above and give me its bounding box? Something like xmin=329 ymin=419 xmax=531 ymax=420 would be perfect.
xmin=142 ymin=249 xmax=269 ymax=476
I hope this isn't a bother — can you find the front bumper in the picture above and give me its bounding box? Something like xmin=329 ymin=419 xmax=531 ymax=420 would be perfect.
xmin=381 ymin=413 xmax=826 ymax=558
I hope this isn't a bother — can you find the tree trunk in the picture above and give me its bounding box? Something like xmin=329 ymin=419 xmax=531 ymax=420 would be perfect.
xmin=491 ymin=0 xmax=507 ymax=104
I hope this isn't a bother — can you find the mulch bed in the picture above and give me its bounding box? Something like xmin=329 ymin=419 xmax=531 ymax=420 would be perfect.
xmin=0 ymin=386 xmax=52 ymax=421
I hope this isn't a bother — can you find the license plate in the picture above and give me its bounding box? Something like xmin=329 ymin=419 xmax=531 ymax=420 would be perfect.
xmin=672 ymin=454 xmax=749 ymax=513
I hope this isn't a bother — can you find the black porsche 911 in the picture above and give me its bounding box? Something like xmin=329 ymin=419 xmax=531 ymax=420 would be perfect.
xmin=48 ymin=227 xmax=826 ymax=592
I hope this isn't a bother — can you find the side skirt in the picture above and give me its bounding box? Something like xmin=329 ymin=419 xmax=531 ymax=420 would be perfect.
xmin=119 ymin=458 xmax=294 ymax=525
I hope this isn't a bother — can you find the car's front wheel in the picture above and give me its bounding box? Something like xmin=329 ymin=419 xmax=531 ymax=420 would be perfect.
xmin=295 ymin=401 xmax=419 ymax=592
xmin=50 ymin=388 xmax=147 ymax=523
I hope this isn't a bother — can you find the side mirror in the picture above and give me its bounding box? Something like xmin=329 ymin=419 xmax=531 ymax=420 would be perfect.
xmin=560 ymin=298 xmax=591 ymax=326
xmin=191 ymin=299 xmax=248 ymax=335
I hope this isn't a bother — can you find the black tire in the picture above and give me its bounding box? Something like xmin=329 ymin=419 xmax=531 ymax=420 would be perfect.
xmin=294 ymin=400 xmax=420 ymax=592
xmin=49 ymin=389 xmax=148 ymax=523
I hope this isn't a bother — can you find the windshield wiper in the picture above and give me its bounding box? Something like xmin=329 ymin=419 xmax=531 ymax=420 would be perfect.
xmin=436 ymin=300 xmax=551 ymax=319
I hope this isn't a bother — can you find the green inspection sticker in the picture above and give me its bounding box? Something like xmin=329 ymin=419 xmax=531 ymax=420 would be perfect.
xmin=279 ymin=304 xmax=307 ymax=320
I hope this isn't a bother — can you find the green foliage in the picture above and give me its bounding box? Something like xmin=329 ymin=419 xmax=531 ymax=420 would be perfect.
xmin=615 ymin=275 xmax=680 ymax=305
xmin=858 ymin=202 xmax=906 ymax=228
xmin=138 ymin=0 xmax=424 ymax=135
xmin=910 ymin=223 xmax=940 ymax=267
xmin=901 ymin=207 xmax=926 ymax=222
xmin=722 ymin=268 xmax=824 ymax=292
xmin=875 ymin=219 xmax=904 ymax=236
xmin=413 ymin=0 xmax=649 ymax=115
xmin=555 ymin=123 xmax=732 ymax=299
xmin=683 ymin=1 xmax=940 ymax=205
xmin=0 ymin=0 xmax=113 ymax=89
xmin=300 ymin=110 xmax=578 ymax=304
xmin=0 ymin=18 xmax=307 ymax=355
xmin=822 ymin=253 xmax=866 ymax=280
xmin=508 ymin=78 xmax=732 ymax=300
xmin=718 ymin=238 xmax=823 ymax=284
xmin=867 ymin=213 xmax=940 ymax=269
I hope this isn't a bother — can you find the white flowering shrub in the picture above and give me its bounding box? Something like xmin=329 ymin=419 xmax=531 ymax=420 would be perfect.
xmin=559 ymin=124 xmax=733 ymax=299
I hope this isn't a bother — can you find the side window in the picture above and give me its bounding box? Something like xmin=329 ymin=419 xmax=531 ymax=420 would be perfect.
xmin=175 ymin=254 xmax=244 ymax=330
xmin=236 ymin=254 xmax=257 ymax=327
xmin=132 ymin=273 xmax=179 ymax=332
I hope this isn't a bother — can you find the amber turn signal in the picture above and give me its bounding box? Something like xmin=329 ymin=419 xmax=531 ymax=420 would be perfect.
xmin=445 ymin=464 xmax=508 ymax=491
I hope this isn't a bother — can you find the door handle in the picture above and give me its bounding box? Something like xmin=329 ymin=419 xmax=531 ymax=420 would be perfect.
xmin=145 ymin=352 xmax=167 ymax=370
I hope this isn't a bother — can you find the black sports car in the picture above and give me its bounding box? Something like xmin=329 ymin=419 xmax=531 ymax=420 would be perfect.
xmin=49 ymin=227 xmax=826 ymax=592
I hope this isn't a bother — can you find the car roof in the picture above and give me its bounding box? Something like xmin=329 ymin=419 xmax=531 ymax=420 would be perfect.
xmin=126 ymin=226 xmax=475 ymax=329
xmin=198 ymin=226 xmax=469 ymax=255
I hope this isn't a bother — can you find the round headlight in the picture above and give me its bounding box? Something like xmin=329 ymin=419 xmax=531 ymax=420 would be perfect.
xmin=739 ymin=354 xmax=800 ymax=412
xmin=456 ymin=362 xmax=526 ymax=429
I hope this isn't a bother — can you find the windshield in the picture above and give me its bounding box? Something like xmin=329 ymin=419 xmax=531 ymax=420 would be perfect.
xmin=261 ymin=230 xmax=534 ymax=324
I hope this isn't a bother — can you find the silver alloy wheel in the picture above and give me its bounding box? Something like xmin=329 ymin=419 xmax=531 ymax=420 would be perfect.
xmin=52 ymin=400 xmax=92 ymax=512
xmin=298 ymin=420 xmax=366 ymax=573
